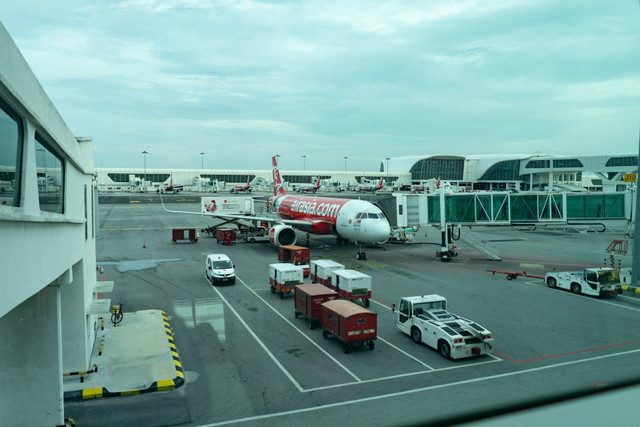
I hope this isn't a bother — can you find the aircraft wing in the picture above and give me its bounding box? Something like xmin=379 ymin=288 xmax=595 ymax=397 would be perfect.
xmin=160 ymin=198 xmax=311 ymax=228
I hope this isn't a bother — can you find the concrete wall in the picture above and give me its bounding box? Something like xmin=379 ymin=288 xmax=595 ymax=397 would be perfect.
xmin=0 ymin=286 xmax=63 ymax=426
xmin=0 ymin=22 xmax=97 ymax=425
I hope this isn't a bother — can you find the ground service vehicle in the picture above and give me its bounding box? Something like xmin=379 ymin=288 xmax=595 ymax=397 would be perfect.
xmin=393 ymin=295 xmax=493 ymax=359
xmin=330 ymin=269 xmax=372 ymax=307
xmin=545 ymin=267 xmax=622 ymax=296
xmin=278 ymin=245 xmax=310 ymax=277
xmin=310 ymin=259 xmax=344 ymax=286
xmin=294 ymin=284 xmax=338 ymax=329
xmin=201 ymin=196 xmax=255 ymax=215
xmin=205 ymin=254 xmax=236 ymax=285
xmin=171 ymin=228 xmax=198 ymax=244
xmin=269 ymin=263 xmax=304 ymax=299
xmin=321 ymin=299 xmax=377 ymax=353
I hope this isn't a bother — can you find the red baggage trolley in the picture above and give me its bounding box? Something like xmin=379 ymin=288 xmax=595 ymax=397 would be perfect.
xmin=172 ymin=228 xmax=199 ymax=244
xmin=278 ymin=245 xmax=310 ymax=277
xmin=294 ymin=284 xmax=338 ymax=329
xmin=215 ymin=228 xmax=236 ymax=245
xmin=321 ymin=300 xmax=377 ymax=353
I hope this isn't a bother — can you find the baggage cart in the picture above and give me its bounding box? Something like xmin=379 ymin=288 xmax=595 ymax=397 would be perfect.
xmin=310 ymin=259 xmax=345 ymax=286
xmin=215 ymin=228 xmax=236 ymax=245
xmin=172 ymin=228 xmax=199 ymax=244
xmin=278 ymin=245 xmax=310 ymax=277
xmin=331 ymin=270 xmax=372 ymax=307
xmin=294 ymin=284 xmax=338 ymax=329
xmin=321 ymin=299 xmax=377 ymax=353
xmin=269 ymin=263 xmax=304 ymax=299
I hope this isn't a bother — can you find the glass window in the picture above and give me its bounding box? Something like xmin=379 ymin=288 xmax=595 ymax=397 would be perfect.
xmin=553 ymin=159 xmax=583 ymax=168
xmin=479 ymin=160 xmax=520 ymax=181
xmin=605 ymin=156 xmax=638 ymax=167
xmin=367 ymin=213 xmax=377 ymax=218
xmin=410 ymin=157 xmax=464 ymax=181
xmin=525 ymin=159 xmax=550 ymax=169
xmin=0 ymin=98 xmax=23 ymax=207
xmin=35 ymin=134 xmax=64 ymax=214
xmin=399 ymin=300 xmax=410 ymax=315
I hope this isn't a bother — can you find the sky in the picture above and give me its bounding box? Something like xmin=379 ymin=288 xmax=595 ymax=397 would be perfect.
xmin=1 ymin=0 xmax=639 ymax=172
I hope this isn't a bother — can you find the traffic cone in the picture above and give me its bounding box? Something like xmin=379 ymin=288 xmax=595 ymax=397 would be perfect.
xmin=143 ymin=242 xmax=146 ymax=248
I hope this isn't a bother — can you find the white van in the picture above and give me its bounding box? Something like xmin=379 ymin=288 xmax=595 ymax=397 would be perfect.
xmin=206 ymin=254 xmax=236 ymax=285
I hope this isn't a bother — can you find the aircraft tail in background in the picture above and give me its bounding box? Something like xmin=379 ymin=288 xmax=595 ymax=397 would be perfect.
xmin=272 ymin=156 xmax=287 ymax=197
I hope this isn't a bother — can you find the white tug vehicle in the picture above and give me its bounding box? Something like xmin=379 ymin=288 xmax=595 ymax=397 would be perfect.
xmin=393 ymin=295 xmax=494 ymax=359
xmin=544 ymin=267 xmax=622 ymax=297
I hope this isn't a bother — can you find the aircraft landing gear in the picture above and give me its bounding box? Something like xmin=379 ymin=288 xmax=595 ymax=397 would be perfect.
xmin=356 ymin=242 xmax=366 ymax=260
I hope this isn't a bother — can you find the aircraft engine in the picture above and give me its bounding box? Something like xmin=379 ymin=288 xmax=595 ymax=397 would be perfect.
xmin=269 ymin=224 xmax=297 ymax=247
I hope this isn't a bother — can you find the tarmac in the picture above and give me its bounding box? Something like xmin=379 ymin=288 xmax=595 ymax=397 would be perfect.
xmin=63 ymin=309 xmax=184 ymax=401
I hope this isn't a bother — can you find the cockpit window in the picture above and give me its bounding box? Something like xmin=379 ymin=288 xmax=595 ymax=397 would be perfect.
xmin=368 ymin=213 xmax=378 ymax=218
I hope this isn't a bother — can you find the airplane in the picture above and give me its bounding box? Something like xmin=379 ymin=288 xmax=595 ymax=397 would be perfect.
xmin=161 ymin=156 xmax=391 ymax=259
xmin=357 ymin=177 xmax=384 ymax=193
xmin=157 ymin=175 xmax=183 ymax=193
xmin=296 ymin=176 xmax=321 ymax=193
xmin=230 ymin=176 xmax=252 ymax=193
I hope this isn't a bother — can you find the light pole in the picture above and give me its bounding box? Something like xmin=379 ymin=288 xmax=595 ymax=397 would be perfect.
xmin=142 ymin=151 xmax=148 ymax=192
xmin=302 ymin=155 xmax=306 ymax=171
xmin=200 ymin=152 xmax=205 ymax=170
xmin=344 ymin=156 xmax=348 ymax=172
xmin=385 ymin=157 xmax=390 ymax=188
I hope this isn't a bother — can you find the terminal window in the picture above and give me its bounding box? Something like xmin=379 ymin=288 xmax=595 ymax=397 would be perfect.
xmin=0 ymin=98 xmax=23 ymax=207
xmin=35 ymin=134 xmax=64 ymax=214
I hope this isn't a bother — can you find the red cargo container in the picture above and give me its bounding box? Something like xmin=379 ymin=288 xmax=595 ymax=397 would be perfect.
xmin=294 ymin=284 xmax=338 ymax=329
xmin=278 ymin=245 xmax=310 ymax=277
xmin=321 ymin=300 xmax=377 ymax=353
xmin=215 ymin=228 xmax=236 ymax=245
xmin=172 ymin=228 xmax=198 ymax=244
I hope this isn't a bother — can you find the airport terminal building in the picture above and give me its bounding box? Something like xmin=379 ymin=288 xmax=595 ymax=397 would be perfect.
xmin=92 ymin=153 xmax=637 ymax=193
xmin=381 ymin=154 xmax=637 ymax=193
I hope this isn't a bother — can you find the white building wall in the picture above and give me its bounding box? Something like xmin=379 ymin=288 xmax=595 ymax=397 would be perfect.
xmin=0 ymin=22 xmax=97 ymax=425
xmin=0 ymin=286 xmax=64 ymax=426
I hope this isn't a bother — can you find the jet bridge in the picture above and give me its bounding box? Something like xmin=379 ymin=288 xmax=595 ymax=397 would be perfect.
xmin=373 ymin=190 xmax=630 ymax=261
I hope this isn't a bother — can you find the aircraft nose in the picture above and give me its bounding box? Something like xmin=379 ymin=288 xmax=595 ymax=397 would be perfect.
xmin=369 ymin=221 xmax=391 ymax=242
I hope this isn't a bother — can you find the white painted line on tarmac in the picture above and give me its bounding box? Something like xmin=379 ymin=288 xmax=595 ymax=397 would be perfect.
xmin=200 ymin=347 xmax=640 ymax=426
xmin=208 ymin=281 xmax=305 ymax=393
xmin=376 ymin=337 xmax=434 ymax=370
xmin=302 ymin=354 xmax=502 ymax=393
xmin=618 ymin=294 xmax=640 ymax=302
xmin=237 ymin=276 xmax=362 ymax=383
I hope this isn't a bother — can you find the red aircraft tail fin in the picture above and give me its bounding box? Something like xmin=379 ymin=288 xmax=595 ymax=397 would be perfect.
xmin=377 ymin=177 xmax=384 ymax=189
xmin=272 ymin=156 xmax=287 ymax=197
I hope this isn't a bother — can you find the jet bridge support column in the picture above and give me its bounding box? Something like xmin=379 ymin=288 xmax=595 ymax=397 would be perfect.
xmin=435 ymin=185 xmax=457 ymax=262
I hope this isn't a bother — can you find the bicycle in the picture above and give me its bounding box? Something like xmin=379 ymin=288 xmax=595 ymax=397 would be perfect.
xmin=111 ymin=303 xmax=124 ymax=326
